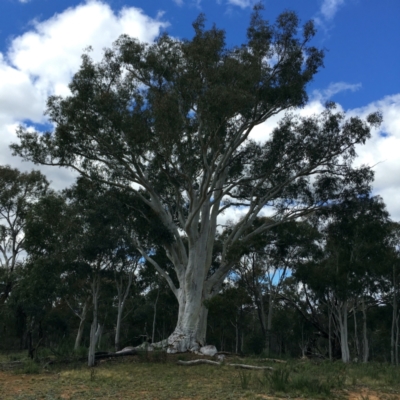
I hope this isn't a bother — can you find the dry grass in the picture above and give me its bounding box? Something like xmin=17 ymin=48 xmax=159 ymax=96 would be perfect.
xmin=0 ymin=352 xmax=399 ymax=399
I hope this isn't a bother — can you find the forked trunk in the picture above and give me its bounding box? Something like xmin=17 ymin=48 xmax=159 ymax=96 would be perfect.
xmin=74 ymin=315 xmax=86 ymax=351
xmin=74 ymin=300 xmax=89 ymax=351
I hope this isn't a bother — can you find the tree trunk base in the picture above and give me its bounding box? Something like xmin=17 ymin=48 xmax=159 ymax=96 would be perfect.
xmin=166 ymin=328 xmax=201 ymax=354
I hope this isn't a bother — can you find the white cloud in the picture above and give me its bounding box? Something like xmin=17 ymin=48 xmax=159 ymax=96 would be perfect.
xmin=311 ymin=81 xmax=362 ymax=102
xmin=320 ymin=0 xmax=345 ymax=20
xmin=0 ymin=0 xmax=167 ymax=188
xmin=314 ymin=0 xmax=347 ymax=32
xmin=19 ymin=0 xmax=31 ymax=3
xmin=173 ymin=0 xmax=184 ymax=6
xmin=2 ymin=1 xmax=400 ymax=225
xmin=226 ymin=0 xmax=256 ymax=9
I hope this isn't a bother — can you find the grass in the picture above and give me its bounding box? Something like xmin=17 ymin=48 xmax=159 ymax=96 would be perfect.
xmin=0 ymin=352 xmax=400 ymax=399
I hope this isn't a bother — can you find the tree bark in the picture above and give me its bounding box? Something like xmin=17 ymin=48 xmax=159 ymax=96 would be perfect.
xmin=391 ymin=264 xmax=398 ymax=366
xmin=353 ymin=299 xmax=360 ymax=360
xmin=265 ymin=292 xmax=274 ymax=357
xmin=361 ymin=297 xmax=369 ymax=363
xmin=88 ymin=274 xmax=100 ymax=367
xmin=336 ymin=300 xmax=350 ymax=363
xmin=152 ymin=287 xmax=160 ymax=344
xmin=328 ymin=301 xmax=332 ymax=361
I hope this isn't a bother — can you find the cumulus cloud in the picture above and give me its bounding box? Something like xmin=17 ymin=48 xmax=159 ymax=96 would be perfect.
xmin=173 ymin=0 xmax=184 ymax=6
xmin=350 ymin=94 xmax=400 ymax=220
xmin=247 ymin=89 xmax=400 ymax=221
xmin=0 ymin=0 xmax=167 ymax=188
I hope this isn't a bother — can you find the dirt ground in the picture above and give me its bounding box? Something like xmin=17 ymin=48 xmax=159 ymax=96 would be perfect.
xmin=1 ymin=370 xmax=400 ymax=400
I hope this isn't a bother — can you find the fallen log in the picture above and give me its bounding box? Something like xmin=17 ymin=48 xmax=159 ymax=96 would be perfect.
xmin=177 ymin=359 xmax=273 ymax=370
xmin=228 ymin=363 xmax=273 ymax=370
xmin=259 ymin=358 xmax=287 ymax=364
xmin=177 ymin=359 xmax=221 ymax=366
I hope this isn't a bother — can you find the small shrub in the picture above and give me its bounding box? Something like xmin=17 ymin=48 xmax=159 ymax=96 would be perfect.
xmin=291 ymin=375 xmax=331 ymax=396
xmin=151 ymin=350 xmax=167 ymax=363
xmin=266 ymin=367 xmax=290 ymax=392
xmin=238 ymin=370 xmax=252 ymax=390
xmin=18 ymin=359 xmax=40 ymax=374
xmin=384 ymin=366 xmax=400 ymax=386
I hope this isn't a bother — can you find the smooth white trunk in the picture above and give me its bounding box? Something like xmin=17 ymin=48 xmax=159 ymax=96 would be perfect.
xmin=167 ymin=298 xmax=208 ymax=353
xmin=166 ymin=237 xmax=213 ymax=353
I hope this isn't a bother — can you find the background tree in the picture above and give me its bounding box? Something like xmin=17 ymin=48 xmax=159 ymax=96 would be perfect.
xmin=12 ymin=5 xmax=382 ymax=353
xmin=235 ymin=219 xmax=316 ymax=356
xmin=294 ymin=195 xmax=392 ymax=362
xmin=24 ymin=179 xmax=147 ymax=365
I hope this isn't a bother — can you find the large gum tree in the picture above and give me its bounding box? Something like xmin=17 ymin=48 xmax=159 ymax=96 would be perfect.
xmin=12 ymin=6 xmax=381 ymax=352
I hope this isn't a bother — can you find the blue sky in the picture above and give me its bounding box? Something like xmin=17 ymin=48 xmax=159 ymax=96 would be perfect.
xmin=0 ymin=0 xmax=400 ymax=220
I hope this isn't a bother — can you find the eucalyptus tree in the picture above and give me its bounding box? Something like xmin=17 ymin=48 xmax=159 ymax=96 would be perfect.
xmin=0 ymin=166 xmax=48 ymax=304
xmin=113 ymin=253 xmax=141 ymax=352
xmin=12 ymin=5 xmax=382 ymax=352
